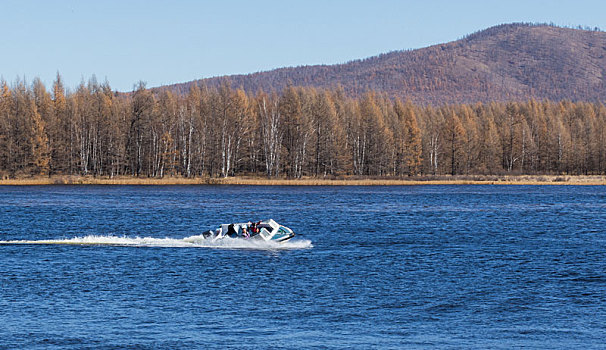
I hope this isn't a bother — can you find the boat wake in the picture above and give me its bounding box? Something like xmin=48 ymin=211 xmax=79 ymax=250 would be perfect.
xmin=0 ymin=235 xmax=313 ymax=250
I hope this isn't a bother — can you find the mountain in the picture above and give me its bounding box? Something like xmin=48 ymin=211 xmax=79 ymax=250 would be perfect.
xmin=159 ymin=23 xmax=606 ymax=105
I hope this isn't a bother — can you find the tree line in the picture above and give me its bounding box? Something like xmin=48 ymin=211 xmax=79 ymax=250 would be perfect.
xmin=1 ymin=75 xmax=606 ymax=179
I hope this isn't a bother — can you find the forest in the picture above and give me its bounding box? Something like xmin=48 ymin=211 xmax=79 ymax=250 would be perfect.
xmin=1 ymin=75 xmax=606 ymax=179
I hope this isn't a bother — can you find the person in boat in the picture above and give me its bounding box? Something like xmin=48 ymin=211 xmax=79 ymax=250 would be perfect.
xmin=226 ymin=223 xmax=237 ymax=237
xmin=242 ymin=226 xmax=250 ymax=239
xmin=249 ymin=221 xmax=259 ymax=236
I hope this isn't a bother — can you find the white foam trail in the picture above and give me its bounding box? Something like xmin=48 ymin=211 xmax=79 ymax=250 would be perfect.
xmin=0 ymin=235 xmax=312 ymax=250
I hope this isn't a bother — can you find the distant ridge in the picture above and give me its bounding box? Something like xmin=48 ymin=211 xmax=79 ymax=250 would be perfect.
xmin=158 ymin=23 xmax=606 ymax=105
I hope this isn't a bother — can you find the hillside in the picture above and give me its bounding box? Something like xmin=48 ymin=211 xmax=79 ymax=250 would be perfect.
xmin=160 ymin=23 xmax=606 ymax=105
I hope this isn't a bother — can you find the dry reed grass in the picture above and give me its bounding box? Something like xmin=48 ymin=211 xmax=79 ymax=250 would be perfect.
xmin=1 ymin=175 xmax=606 ymax=186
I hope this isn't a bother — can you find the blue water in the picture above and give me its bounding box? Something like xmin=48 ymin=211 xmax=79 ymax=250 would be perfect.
xmin=1 ymin=185 xmax=606 ymax=349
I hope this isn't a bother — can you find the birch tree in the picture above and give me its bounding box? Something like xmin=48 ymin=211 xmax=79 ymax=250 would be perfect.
xmin=257 ymin=92 xmax=283 ymax=177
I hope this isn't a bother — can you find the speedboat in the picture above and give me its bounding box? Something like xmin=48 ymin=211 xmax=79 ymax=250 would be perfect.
xmin=201 ymin=219 xmax=295 ymax=242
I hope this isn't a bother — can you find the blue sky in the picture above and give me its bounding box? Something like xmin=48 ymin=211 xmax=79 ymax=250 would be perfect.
xmin=1 ymin=0 xmax=605 ymax=91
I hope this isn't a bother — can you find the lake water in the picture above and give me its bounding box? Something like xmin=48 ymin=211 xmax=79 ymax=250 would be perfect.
xmin=1 ymin=185 xmax=605 ymax=349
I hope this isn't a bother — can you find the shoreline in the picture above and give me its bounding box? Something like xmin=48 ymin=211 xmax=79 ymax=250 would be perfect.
xmin=1 ymin=175 xmax=606 ymax=186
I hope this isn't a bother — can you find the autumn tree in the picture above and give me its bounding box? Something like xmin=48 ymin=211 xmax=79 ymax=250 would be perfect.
xmin=441 ymin=109 xmax=467 ymax=175
xmin=280 ymin=86 xmax=309 ymax=178
xmin=29 ymin=98 xmax=50 ymax=175
xmin=419 ymin=106 xmax=442 ymax=175
xmin=310 ymin=90 xmax=342 ymax=176
xmin=223 ymin=88 xmax=250 ymax=177
xmin=49 ymin=73 xmax=72 ymax=174
xmin=0 ymin=81 xmax=13 ymax=176
xmin=154 ymin=90 xmax=178 ymax=177
xmin=128 ymin=81 xmax=155 ymax=176
xmin=187 ymin=84 xmax=211 ymax=176
xmin=356 ymin=92 xmax=393 ymax=175
xmin=475 ymin=105 xmax=501 ymax=174
xmin=393 ymin=99 xmax=422 ymax=175
xmin=183 ymin=85 xmax=201 ymax=177
xmin=256 ymin=91 xmax=283 ymax=177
